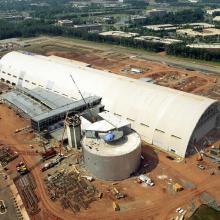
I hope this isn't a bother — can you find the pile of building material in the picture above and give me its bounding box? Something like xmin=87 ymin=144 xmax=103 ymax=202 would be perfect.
xmin=174 ymin=76 xmax=207 ymax=92
xmin=44 ymin=170 xmax=98 ymax=213
xmin=0 ymin=145 xmax=18 ymax=166
xmin=14 ymin=126 xmax=32 ymax=134
xmin=0 ymin=42 xmax=18 ymax=52
xmin=208 ymin=146 xmax=220 ymax=164
xmin=14 ymin=173 xmax=40 ymax=215
xmin=201 ymin=85 xmax=220 ymax=100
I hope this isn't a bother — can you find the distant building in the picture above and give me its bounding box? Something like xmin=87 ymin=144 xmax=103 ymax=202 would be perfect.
xmin=187 ymin=43 xmax=220 ymax=49
xmin=134 ymin=36 xmax=182 ymax=45
xmin=188 ymin=0 xmax=198 ymax=3
xmin=57 ymin=20 xmax=73 ymax=26
xmin=99 ymin=31 xmax=139 ymax=38
xmin=146 ymin=9 xmax=167 ymax=17
xmin=130 ymin=15 xmax=147 ymax=23
xmin=4 ymin=15 xmax=23 ymax=21
xmin=207 ymin=8 xmax=220 ymax=15
xmin=72 ymin=3 xmax=89 ymax=9
xmin=144 ymin=24 xmax=178 ymax=31
xmin=185 ymin=23 xmax=215 ymax=29
xmin=119 ymin=0 xmax=146 ymax=3
xmin=24 ymin=16 xmax=33 ymax=21
xmin=73 ymin=24 xmax=102 ymax=32
xmin=102 ymin=16 xmax=114 ymax=24
xmin=144 ymin=23 xmax=215 ymax=32
xmin=213 ymin=16 xmax=220 ymax=22
xmin=177 ymin=28 xmax=220 ymax=38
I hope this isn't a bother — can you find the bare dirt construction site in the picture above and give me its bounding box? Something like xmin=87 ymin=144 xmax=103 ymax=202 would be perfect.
xmin=0 ymin=36 xmax=220 ymax=220
xmin=0 ymin=100 xmax=220 ymax=220
xmin=17 ymin=36 xmax=220 ymax=101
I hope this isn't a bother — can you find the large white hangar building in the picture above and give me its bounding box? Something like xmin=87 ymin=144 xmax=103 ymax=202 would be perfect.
xmin=0 ymin=51 xmax=219 ymax=158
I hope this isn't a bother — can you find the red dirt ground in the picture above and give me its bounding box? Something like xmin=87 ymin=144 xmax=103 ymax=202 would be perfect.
xmin=0 ymin=104 xmax=220 ymax=220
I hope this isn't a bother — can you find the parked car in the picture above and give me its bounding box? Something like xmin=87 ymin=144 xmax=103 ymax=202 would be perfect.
xmin=176 ymin=207 xmax=184 ymax=214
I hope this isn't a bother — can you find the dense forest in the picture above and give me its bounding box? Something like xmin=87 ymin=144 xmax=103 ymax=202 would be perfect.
xmin=166 ymin=43 xmax=220 ymax=62
xmin=144 ymin=9 xmax=204 ymax=25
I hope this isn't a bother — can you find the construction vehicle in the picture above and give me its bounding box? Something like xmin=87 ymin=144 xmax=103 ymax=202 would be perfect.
xmin=81 ymin=175 xmax=94 ymax=182
xmin=97 ymin=192 xmax=103 ymax=199
xmin=41 ymin=148 xmax=57 ymax=161
xmin=112 ymin=187 xmax=125 ymax=199
xmin=16 ymin=161 xmax=29 ymax=175
xmin=176 ymin=207 xmax=184 ymax=214
xmin=173 ymin=183 xmax=184 ymax=192
xmin=193 ymin=145 xmax=203 ymax=161
xmin=139 ymin=174 xmax=155 ymax=187
xmin=41 ymin=162 xmax=54 ymax=172
xmin=112 ymin=201 xmax=120 ymax=211
xmin=136 ymin=178 xmax=142 ymax=184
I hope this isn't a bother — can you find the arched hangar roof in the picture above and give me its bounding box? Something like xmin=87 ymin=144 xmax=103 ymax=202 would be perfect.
xmin=0 ymin=51 xmax=219 ymax=157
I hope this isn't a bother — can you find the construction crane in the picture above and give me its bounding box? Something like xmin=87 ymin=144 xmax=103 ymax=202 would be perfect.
xmin=59 ymin=112 xmax=69 ymax=155
xmin=70 ymin=74 xmax=96 ymax=122
xmin=56 ymin=74 xmax=125 ymax=150
xmin=69 ymin=74 xmax=119 ymax=130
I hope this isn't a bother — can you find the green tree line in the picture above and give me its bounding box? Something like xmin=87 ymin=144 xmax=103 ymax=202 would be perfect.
xmin=166 ymin=43 xmax=220 ymax=62
xmin=0 ymin=20 xmax=219 ymax=62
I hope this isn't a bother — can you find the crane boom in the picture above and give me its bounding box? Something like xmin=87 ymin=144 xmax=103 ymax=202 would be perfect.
xmin=69 ymin=74 xmax=120 ymax=131
xmin=70 ymin=74 xmax=95 ymax=122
